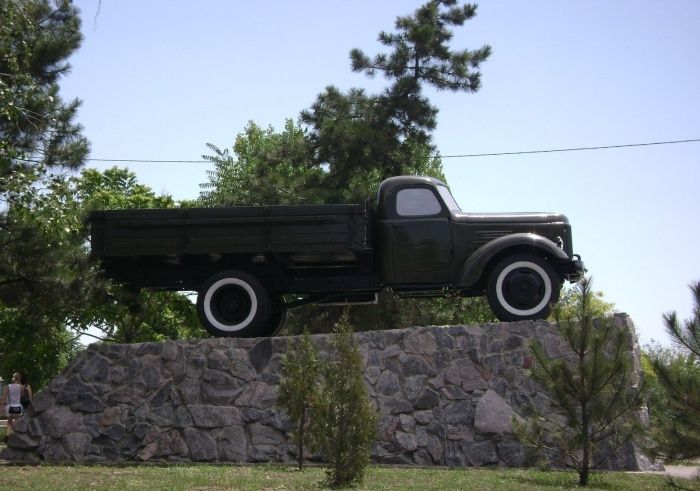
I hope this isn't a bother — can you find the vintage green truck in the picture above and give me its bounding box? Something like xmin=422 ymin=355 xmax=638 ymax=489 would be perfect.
xmin=89 ymin=176 xmax=584 ymax=337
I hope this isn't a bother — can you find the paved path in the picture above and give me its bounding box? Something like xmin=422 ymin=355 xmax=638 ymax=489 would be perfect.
xmin=663 ymin=465 xmax=700 ymax=480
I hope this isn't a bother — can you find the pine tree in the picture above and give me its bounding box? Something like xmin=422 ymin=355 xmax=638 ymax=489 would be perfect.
xmin=1 ymin=0 xmax=88 ymax=307
xmin=310 ymin=313 xmax=377 ymax=486
xmin=277 ymin=331 xmax=321 ymax=470
xmin=515 ymin=278 xmax=646 ymax=486
xmin=350 ymin=0 xmax=491 ymax=98
xmin=301 ymin=0 xmax=490 ymax=198
xmin=649 ymin=281 xmax=700 ymax=460
xmin=0 ymin=0 xmax=88 ymax=180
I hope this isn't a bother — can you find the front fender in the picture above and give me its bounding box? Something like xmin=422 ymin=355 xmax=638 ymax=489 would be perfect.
xmin=457 ymin=233 xmax=569 ymax=288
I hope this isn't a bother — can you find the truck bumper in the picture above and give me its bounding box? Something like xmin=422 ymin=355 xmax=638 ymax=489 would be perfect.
xmin=563 ymin=254 xmax=586 ymax=283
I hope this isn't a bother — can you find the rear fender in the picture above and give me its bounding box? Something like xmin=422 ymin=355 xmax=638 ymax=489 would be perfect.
xmin=457 ymin=233 xmax=569 ymax=288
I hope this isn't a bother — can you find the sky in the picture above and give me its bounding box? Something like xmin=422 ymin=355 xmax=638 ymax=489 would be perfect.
xmin=59 ymin=1 xmax=700 ymax=347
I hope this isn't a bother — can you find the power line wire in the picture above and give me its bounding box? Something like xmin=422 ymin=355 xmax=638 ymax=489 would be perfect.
xmin=88 ymin=158 xmax=209 ymax=163
xmin=2 ymin=138 xmax=699 ymax=164
xmin=440 ymin=138 xmax=700 ymax=159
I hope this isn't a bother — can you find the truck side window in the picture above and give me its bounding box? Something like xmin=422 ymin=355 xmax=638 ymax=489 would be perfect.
xmin=396 ymin=188 xmax=442 ymax=217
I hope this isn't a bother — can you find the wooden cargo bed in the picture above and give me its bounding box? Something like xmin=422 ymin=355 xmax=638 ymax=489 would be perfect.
xmin=89 ymin=203 xmax=372 ymax=258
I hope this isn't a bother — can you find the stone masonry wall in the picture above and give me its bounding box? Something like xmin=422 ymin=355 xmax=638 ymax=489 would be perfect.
xmin=1 ymin=316 xmax=654 ymax=469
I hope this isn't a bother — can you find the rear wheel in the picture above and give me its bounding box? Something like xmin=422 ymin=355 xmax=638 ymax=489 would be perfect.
xmin=486 ymin=254 xmax=561 ymax=322
xmin=197 ymin=270 xmax=272 ymax=337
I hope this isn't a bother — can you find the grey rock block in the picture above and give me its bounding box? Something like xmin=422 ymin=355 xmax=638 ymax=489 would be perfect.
xmin=189 ymin=405 xmax=242 ymax=428
xmin=474 ymin=389 xmax=516 ymax=435
xmin=184 ymin=428 xmax=217 ymax=461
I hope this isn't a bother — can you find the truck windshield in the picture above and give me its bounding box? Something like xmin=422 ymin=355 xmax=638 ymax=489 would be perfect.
xmin=437 ymin=185 xmax=461 ymax=212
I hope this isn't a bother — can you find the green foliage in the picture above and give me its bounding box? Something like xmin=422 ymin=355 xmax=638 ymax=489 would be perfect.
xmin=0 ymin=171 xmax=89 ymax=387
xmin=299 ymin=0 xmax=490 ymax=197
xmin=277 ymin=331 xmax=321 ymax=470
xmin=299 ymin=87 xmax=446 ymax=202
xmin=0 ymin=0 xmax=89 ymax=314
xmin=284 ymin=294 xmax=496 ymax=336
xmin=77 ymin=167 xmax=175 ymax=210
xmin=0 ymin=0 xmax=89 ymax=388
xmin=350 ymin=0 xmax=491 ymax=92
xmin=71 ymin=167 xmax=204 ymax=343
xmin=647 ymin=281 xmax=700 ymax=461
xmin=550 ymin=282 xmax=615 ymax=321
xmin=310 ymin=313 xmax=377 ymax=486
xmin=0 ymin=0 xmax=88 ymax=176
xmin=663 ymin=281 xmax=700 ymax=359
xmin=0 ymin=1 xmax=197 ymax=373
xmin=82 ymin=289 xmax=203 ymax=344
xmin=0 ymin=166 xmax=204 ymax=387
xmin=0 ymin=308 xmax=82 ymax=389
xmin=515 ymin=278 xmax=646 ymax=486
xmin=200 ymin=120 xmax=323 ymax=206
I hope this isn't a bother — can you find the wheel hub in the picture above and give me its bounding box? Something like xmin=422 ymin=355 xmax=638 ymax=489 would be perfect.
xmin=503 ymin=269 xmax=544 ymax=310
xmin=213 ymin=287 xmax=251 ymax=324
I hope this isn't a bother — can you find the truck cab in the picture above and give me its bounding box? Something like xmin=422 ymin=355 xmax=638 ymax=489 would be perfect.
xmin=375 ymin=176 xmax=584 ymax=320
xmin=377 ymin=176 xmax=457 ymax=285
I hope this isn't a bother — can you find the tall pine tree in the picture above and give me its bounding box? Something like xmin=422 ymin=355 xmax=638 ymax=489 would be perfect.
xmin=301 ymin=0 xmax=490 ymax=197
xmin=0 ymin=0 xmax=88 ymax=180
xmin=1 ymin=0 xmax=88 ymax=307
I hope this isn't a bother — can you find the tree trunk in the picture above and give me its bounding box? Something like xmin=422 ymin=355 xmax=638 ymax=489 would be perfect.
xmin=580 ymin=403 xmax=591 ymax=486
xmin=297 ymin=407 xmax=305 ymax=471
xmin=579 ymin=460 xmax=590 ymax=486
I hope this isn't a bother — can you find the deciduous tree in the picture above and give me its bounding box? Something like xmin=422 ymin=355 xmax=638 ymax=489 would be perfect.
xmin=200 ymin=120 xmax=322 ymax=206
xmin=73 ymin=167 xmax=205 ymax=343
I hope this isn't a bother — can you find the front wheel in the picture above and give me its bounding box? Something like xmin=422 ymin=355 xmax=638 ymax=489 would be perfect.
xmin=197 ymin=270 xmax=272 ymax=337
xmin=486 ymin=254 xmax=561 ymax=322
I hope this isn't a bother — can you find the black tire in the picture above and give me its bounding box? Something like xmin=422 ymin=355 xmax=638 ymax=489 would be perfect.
xmin=196 ymin=270 xmax=272 ymax=337
xmin=486 ymin=254 xmax=561 ymax=322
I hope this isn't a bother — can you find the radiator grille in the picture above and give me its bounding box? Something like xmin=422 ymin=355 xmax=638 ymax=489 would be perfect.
xmin=473 ymin=230 xmax=512 ymax=247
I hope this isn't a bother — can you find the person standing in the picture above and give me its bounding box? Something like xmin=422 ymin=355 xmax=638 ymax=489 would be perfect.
xmin=0 ymin=373 xmax=25 ymax=438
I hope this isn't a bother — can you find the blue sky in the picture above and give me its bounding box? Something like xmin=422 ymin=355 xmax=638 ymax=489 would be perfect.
xmin=60 ymin=1 xmax=700 ymax=346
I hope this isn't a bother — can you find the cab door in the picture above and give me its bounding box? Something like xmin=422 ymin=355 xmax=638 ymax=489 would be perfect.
xmin=382 ymin=186 xmax=453 ymax=285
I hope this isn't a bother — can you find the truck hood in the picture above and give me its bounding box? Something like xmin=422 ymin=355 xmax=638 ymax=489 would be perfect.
xmin=452 ymin=212 xmax=569 ymax=224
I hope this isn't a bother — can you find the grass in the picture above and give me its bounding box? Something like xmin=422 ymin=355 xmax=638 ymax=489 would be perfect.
xmin=0 ymin=464 xmax=695 ymax=491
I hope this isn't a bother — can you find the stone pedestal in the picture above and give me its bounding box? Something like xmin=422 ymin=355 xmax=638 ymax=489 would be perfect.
xmin=1 ymin=316 xmax=656 ymax=469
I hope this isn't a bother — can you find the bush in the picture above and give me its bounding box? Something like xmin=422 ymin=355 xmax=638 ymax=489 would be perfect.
xmin=277 ymin=331 xmax=321 ymax=470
